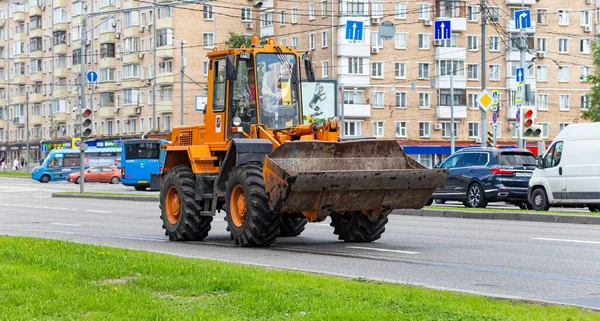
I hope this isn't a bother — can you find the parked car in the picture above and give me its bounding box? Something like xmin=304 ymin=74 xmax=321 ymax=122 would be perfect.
xmin=427 ymin=147 xmax=537 ymax=208
xmin=528 ymin=123 xmax=600 ymax=212
xmin=68 ymin=166 xmax=122 ymax=184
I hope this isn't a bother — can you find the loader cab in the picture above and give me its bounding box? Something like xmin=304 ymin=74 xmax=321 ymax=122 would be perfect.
xmin=203 ymin=38 xmax=314 ymax=142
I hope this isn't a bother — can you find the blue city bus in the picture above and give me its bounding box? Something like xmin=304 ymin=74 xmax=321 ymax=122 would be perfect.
xmin=121 ymin=139 xmax=167 ymax=191
xmin=31 ymin=148 xmax=122 ymax=183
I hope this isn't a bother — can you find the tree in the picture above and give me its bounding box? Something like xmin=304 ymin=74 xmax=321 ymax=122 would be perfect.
xmin=583 ymin=41 xmax=600 ymax=122
xmin=224 ymin=32 xmax=252 ymax=49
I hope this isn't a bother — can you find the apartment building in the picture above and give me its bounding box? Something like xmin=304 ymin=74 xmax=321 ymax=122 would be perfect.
xmin=0 ymin=0 xmax=254 ymax=161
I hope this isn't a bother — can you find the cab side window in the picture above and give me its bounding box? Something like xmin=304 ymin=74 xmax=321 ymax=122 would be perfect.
xmin=544 ymin=141 xmax=564 ymax=168
xmin=441 ymin=154 xmax=461 ymax=169
xmin=213 ymin=59 xmax=226 ymax=112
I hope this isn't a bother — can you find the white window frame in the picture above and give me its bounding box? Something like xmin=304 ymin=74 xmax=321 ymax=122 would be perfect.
xmin=395 ymin=121 xmax=407 ymax=137
xmin=372 ymin=121 xmax=384 ymax=137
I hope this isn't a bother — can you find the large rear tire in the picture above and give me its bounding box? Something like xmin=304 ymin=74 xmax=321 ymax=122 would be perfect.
xmin=160 ymin=165 xmax=213 ymax=241
xmin=279 ymin=215 xmax=307 ymax=237
xmin=225 ymin=163 xmax=281 ymax=247
xmin=330 ymin=212 xmax=388 ymax=242
xmin=135 ymin=186 xmax=148 ymax=191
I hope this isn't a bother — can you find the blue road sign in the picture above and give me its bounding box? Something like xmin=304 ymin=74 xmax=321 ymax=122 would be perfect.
xmin=516 ymin=67 xmax=524 ymax=83
xmin=516 ymin=108 xmax=521 ymax=122
xmin=41 ymin=145 xmax=47 ymax=152
xmin=86 ymin=70 xmax=98 ymax=83
xmin=434 ymin=20 xmax=451 ymax=40
xmin=345 ymin=20 xmax=363 ymax=41
xmin=492 ymin=111 xmax=498 ymax=124
xmin=515 ymin=9 xmax=531 ymax=29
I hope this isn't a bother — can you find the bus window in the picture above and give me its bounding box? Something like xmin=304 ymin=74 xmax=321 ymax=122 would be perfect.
xmin=48 ymin=156 xmax=63 ymax=168
xmin=64 ymin=154 xmax=81 ymax=167
xmin=125 ymin=143 xmax=160 ymax=159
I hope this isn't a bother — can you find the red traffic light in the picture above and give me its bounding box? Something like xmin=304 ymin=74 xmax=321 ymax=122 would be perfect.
xmin=524 ymin=119 xmax=533 ymax=127
xmin=524 ymin=109 xmax=533 ymax=118
xmin=81 ymin=109 xmax=92 ymax=118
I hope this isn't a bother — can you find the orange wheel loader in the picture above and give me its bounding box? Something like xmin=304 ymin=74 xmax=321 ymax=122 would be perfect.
xmin=159 ymin=37 xmax=448 ymax=247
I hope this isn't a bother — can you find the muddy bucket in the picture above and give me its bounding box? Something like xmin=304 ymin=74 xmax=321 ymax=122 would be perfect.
xmin=263 ymin=140 xmax=448 ymax=221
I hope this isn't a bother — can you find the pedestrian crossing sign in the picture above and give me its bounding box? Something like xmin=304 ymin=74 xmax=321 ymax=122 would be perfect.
xmin=515 ymin=83 xmax=523 ymax=103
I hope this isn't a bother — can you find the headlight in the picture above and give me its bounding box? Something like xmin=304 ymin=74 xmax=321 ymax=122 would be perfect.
xmin=233 ymin=117 xmax=242 ymax=126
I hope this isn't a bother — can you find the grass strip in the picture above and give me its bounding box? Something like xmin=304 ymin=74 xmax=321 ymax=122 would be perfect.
xmin=426 ymin=206 xmax=600 ymax=216
xmin=0 ymin=236 xmax=598 ymax=321
xmin=0 ymin=171 xmax=30 ymax=177
xmin=56 ymin=191 xmax=156 ymax=197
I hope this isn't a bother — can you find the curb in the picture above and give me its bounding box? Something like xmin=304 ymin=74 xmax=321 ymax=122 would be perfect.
xmin=394 ymin=209 xmax=600 ymax=225
xmin=52 ymin=193 xmax=159 ymax=202
xmin=0 ymin=175 xmax=31 ymax=179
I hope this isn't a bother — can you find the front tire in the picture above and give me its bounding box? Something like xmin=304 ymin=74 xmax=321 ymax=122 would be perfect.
xmin=40 ymin=175 xmax=50 ymax=183
xmin=110 ymin=177 xmax=120 ymax=184
xmin=225 ymin=163 xmax=281 ymax=247
xmin=160 ymin=165 xmax=213 ymax=241
xmin=134 ymin=186 xmax=148 ymax=191
xmin=531 ymin=188 xmax=550 ymax=211
xmin=589 ymin=205 xmax=600 ymax=213
xmin=467 ymin=183 xmax=488 ymax=208
xmin=76 ymin=177 xmax=81 ymax=184
xmin=330 ymin=212 xmax=388 ymax=242
xmin=279 ymin=215 xmax=307 ymax=237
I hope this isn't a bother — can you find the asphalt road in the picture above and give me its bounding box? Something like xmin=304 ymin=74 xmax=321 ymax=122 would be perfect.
xmin=1 ymin=177 xmax=600 ymax=309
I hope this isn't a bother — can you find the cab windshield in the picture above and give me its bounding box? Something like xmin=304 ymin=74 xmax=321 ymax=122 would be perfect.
xmin=255 ymin=53 xmax=300 ymax=129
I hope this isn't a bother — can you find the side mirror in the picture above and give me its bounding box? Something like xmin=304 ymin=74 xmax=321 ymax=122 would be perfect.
xmin=536 ymin=156 xmax=545 ymax=169
xmin=303 ymin=52 xmax=315 ymax=82
xmin=225 ymin=54 xmax=238 ymax=81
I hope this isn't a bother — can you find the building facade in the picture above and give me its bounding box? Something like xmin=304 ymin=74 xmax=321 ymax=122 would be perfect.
xmin=0 ymin=0 xmax=595 ymax=167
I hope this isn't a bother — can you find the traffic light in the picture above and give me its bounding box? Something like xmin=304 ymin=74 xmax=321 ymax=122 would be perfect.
xmin=487 ymin=131 xmax=496 ymax=147
xmin=80 ymin=107 xmax=93 ymax=138
xmin=519 ymin=107 xmax=542 ymax=141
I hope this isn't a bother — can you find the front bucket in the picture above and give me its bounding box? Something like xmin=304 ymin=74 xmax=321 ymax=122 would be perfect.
xmin=263 ymin=140 xmax=448 ymax=220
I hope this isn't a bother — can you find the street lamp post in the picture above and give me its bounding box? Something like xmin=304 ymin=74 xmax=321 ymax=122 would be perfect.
xmin=173 ymin=38 xmax=186 ymax=126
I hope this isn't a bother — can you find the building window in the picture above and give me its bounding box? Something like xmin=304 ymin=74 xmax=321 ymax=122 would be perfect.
xmin=343 ymin=90 xmax=362 ymax=104
xmin=467 ymin=64 xmax=478 ymax=80
xmin=156 ymin=29 xmax=173 ymax=47
xmin=100 ymin=68 xmax=115 ymax=82
xmin=321 ymin=31 xmax=328 ymax=48
xmin=124 ymin=11 xmax=139 ymax=27
xmin=537 ymin=38 xmax=548 ymax=53
xmin=321 ymin=0 xmax=328 ymax=17
xmin=467 ymin=6 xmax=479 ymax=21
xmin=348 ymin=57 xmax=364 ymax=74
xmin=537 ymin=66 xmax=548 ymax=81
xmin=372 ymin=2 xmax=383 ymax=17
xmin=418 ymin=34 xmax=430 ymax=49
xmin=203 ymin=4 xmax=214 ymax=20
xmin=580 ymin=95 xmax=589 ymax=110
xmin=308 ymin=3 xmax=315 ymax=20
xmin=580 ymin=66 xmax=591 ymax=82
xmin=395 ymin=92 xmax=407 ymax=108
xmin=559 ymin=94 xmax=570 ymax=111
xmin=558 ymin=66 xmax=570 ymax=82
xmin=580 ymin=39 xmax=591 ymax=54
xmin=158 ymin=60 xmax=173 ymax=74
xmin=442 ymin=122 xmax=458 ymax=138
xmin=489 ymin=7 xmax=500 ymax=23
xmin=345 ymin=121 xmax=361 ymax=136
xmin=468 ymin=122 xmax=480 ymax=138
xmin=537 ymin=94 xmax=548 ymax=110
xmin=309 ymin=33 xmax=315 ymax=50
xmin=371 ymin=62 xmax=383 ymax=78
xmin=123 ymin=64 xmax=139 ymax=78
xmin=537 ymin=9 xmax=548 ymax=25
xmin=203 ymin=33 xmax=215 ymax=48
xmin=372 ymin=121 xmax=384 ymax=137
xmin=418 ymin=63 xmax=430 ymax=79
xmin=419 ymin=93 xmax=430 ymax=109
xmin=395 ymin=2 xmax=407 ymax=19
xmin=394 ymin=32 xmax=406 ymax=49
xmin=260 ymin=12 xmax=273 ymax=27
xmin=241 ymin=7 xmax=252 ymax=21
xmin=489 ymin=36 xmax=499 ymax=51
xmin=291 ymin=37 xmax=298 ymax=47
xmin=558 ymin=38 xmax=569 ymax=53
xmin=372 ymin=91 xmax=384 ymax=108
xmin=418 ymin=4 xmax=430 ymax=20
xmin=291 ymin=8 xmax=297 ymax=24
xmin=321 ymin=61 xmax=328 ymax=78
xmin=395 ymin=121 xmax=407 ymax=137
xmin=559 ymin=123 xmax=570 ymax=131
xmin=558 ymin=9 xmax=570 ymax=25
xmin=395 ymin=62 xmax=406 ymax=79
xmin=468 ymin=93 xmax=478 ymax=109
xmin=467 ymin=36 xmax=478 ymax=51
xmin=540 ymin=123 xmax=549 ymax=138
xmin=488 ymin=65 xmax=500 ymax=80
xmin=280 ymin=10 xmax=286 ymax=25
xmin=419 ymin=122 xmax=431 ymax=138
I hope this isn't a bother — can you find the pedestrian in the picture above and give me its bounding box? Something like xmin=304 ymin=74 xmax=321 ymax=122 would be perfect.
xmin=13 ymin=158 xmax=19 ymax=171
xmin=20 ymin=156 xmax=24 ymax=168
xmin=0 ymin=156 xmax=5 ymax=172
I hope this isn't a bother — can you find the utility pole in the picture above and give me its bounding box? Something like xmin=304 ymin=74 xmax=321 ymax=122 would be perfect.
xmin=518 ymin=0 xmax=526 ymax=149
xmin=152 ymin=3 xmax=157 ymax=132
xmin=25 ymin=91 xmax=29 ymax=173
xmin=50 ymin=0 xmax=54 ymax=140
xmin=480 ymin=0 xmax=487 ymax=148
xmin=179 ymin=40 xmax=185 ymax=126
xmin=340 ymin=84 xmax=345 ymax=138
xmin=5 ymin=1 xmax=9 ymax=155
xmin=79 ymin=12 xmax=87 ymax=195
xmin=450 ymin=65 xmax=455 ymax=154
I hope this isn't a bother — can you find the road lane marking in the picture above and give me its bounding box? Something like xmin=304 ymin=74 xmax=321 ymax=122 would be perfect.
xmin=0 ymin=203 xmax=79 ymax=212
xmin=50 ymin=223 xmax=81 ymax=227
xmin=532 ymin=237 xmax=600 ymax=245
xmin=347 ymin=246 xmax=420 ymax=255
xmin=85 ymin=210 xmax=111 ymax=214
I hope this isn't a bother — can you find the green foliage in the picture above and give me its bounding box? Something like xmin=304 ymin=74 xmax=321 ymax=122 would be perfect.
xmin=224 ymin=32 xmax=252 ymax=49
xmin=0 ymin=236 xmax=598 ymax=320
xmin=583 ymin=42 xmax=600 ymax=122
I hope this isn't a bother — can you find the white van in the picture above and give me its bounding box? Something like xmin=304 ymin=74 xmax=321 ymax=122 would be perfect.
xmin=528 ymin=122 xmax=600 ymax=212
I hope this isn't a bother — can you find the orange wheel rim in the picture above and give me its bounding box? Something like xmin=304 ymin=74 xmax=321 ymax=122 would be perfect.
xmin=230 ymin=185 xmax=247 ymax=227
xmin=165 ymin=186 xmax=181 ymax=225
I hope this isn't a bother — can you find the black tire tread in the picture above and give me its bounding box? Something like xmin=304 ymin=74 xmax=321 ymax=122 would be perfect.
xmin=160 ymin=165 xmax=213 ymax=241
xmin=531 ymin=188 xmax=550 ymax=212
xmin=279 ymin=215 xmax=307 ymax=237
xmin=330 ymin=212 xmax=388 ymax=242
xmin=225 ymin=163 xmax=281 ymax=247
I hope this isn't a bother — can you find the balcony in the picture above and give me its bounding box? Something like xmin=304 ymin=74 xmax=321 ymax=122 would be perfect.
xmin=121 ymin=78 xmax=140 ymax=88
xmin=12 ymin=96 xmax=26 ymax=105
xmin=100 ymin=58 xmax=116 ymax=69
xmin=29 ymin=115 xmax=43 ymax=125
xmin=13 ymin=116 xmax=25 ymax=126
xmin=55 ymin=44 xmax=68 ymax=55
xmin=123 ymin=0 xmax=139 ymax=8
xmin=30 ymin=93 xmax=43 ymax=102
xmin=29 ymin=50 xmax=43 ymax=58
xmin=29 ymin=28 xmax=43 ymax=38
xmin=0 ymin=119 xmax=5 ymax=129
xmin=98 ymin=82 xmax=118 ymax=91
xmin=122 ymin=53 xmax=139 ymax=64
xmin=343 ymin=104 xmax=371 ymax=118
xmin=435 ymin=1 xmax=467 ymax=31
xmin=505 ymin=50 xmax=535 ymax=62
xmin=435 ymin=75 xmax=466 ymax=89
xmin=30 ymin=72 xmax=43 ymax=82
xmin=0 ymin=79 xmax=5 ymax=87
xmin=53 ymin=88 xmax=68 ymax=98
xmin=157 ymin=17 xmax=173 ymax=29
xmin=72 ymin=64 xmax=81 ymax=75
xmin=0 ymin=19 xmax=4 ymax=28
xmin=53 ymin=0 xmax=67 ymax=7
xmin=123 ymin=105 xmax=141 ymax=116
xmin=101 ymin=32 xmax=116 ymax=43
xmin=506 ymin=75 xmax=536 ymax=91
xmin=156 ymin=101 xmax=173 ymax=114
xmin=157 ymin=45 xmax=174 ymax=59
xmin=436 ymin=105 xmax=467 ymax=119
xmin=53 ymin=23 xmax=68 ymax=32
xmin=55 ymin=67 xmax=69 ymax=78
xmin=0 ymin=38 xmax=4 ymax=47
xmin=506 ymin=19 xmax=536 ymax=33
xmin=123 ymin=26 xmax=139 ymax=38
xmin=29 ymin=5 xmax=42 ymax=16
xmin=13 ymin=75 xmax=27 ymax=84
xmin=98 ymin=107 xmax=115 ymax=118
xmin=156 ymin=74 xmax=174 ymax=86
xmin=13 ymin=32 xmax=27 ymax=42
xmin=53 ymin=112 xmax=67 ymax=123
xmin=435 ymin=47 xmax=467 ymax=60
xmin=13 ymin=12 xmax=26 ymax=22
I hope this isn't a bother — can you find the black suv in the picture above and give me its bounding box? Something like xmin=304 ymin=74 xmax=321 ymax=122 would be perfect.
xmin=427 ymin=147 xmax=537 ymax=208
